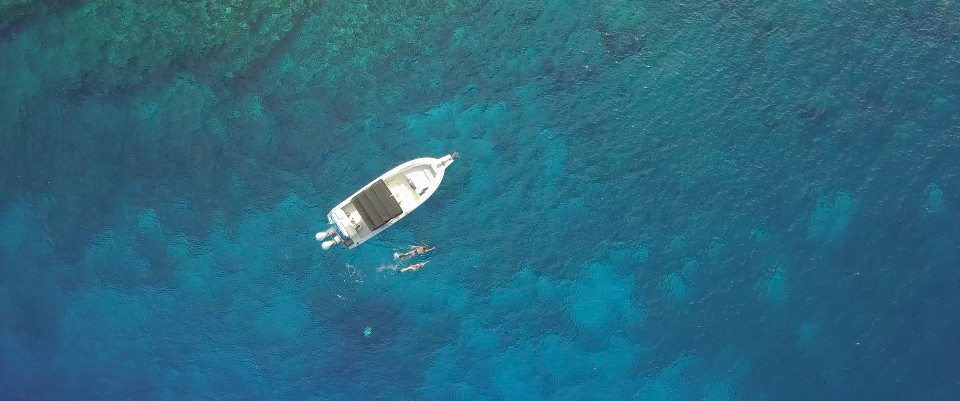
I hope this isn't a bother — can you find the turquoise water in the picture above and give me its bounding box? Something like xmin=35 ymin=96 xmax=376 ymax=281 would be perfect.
xmin=2 ymin=0 xmax=959 ymax=399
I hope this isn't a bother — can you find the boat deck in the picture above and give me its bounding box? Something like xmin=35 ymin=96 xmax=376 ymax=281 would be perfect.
xmin=322 ymin=154 xmax=454 ymax=250
xmin=335 ymin=165 xmax=438 ymax=245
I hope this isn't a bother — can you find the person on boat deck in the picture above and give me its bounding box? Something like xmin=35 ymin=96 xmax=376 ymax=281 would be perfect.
xmin=396 ymin=245 xmax=434 ymax=260
xmin=400 ymin=261 xmax=428 ymax=273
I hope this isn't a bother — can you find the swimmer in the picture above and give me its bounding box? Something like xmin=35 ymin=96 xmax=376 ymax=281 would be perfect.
xmin=399 ymin=261 xmax=428 ymax=273
xmin=395 ymin=245 xmax=434 ymax=261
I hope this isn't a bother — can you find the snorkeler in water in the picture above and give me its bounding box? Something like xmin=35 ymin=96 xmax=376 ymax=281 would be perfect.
xmin=395 ymin=245 xmax=434 ymax=261
xmin=399 ymin=261 xmax=428 ymax=273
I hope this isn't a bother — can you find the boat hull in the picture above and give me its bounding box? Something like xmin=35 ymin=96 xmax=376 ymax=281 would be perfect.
xmin=318 ymin=154 xmax=456 ymax=249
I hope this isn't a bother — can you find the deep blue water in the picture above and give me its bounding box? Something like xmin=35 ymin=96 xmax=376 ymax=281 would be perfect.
xmin=2 ymin=0 xmax=959 ymax=399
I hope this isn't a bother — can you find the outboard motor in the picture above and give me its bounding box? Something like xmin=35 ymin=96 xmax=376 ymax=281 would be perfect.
xmin=315 ymin=227 xmax=337 ymax=241
xmin=316 ymin=227 xmax=342 ymax=250
xmin=321 ymin=237 xmax=340 ymax=250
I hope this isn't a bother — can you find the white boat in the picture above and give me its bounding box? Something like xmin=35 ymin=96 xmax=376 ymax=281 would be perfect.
xmin=316 ymin=152 xmax=458 ymax=250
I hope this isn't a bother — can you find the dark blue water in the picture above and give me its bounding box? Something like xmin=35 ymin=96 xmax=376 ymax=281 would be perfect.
xmin=2 ymin=0 xmax=959 ymax=399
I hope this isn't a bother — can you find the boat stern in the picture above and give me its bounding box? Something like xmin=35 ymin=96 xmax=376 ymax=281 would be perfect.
xmin=318 ymin=209 xmax=359 ymax=250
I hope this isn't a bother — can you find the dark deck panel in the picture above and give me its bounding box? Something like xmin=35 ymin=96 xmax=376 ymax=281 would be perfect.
xmin=368 ymin=186 xmax=391 ymax=221
xmin=365 ymin=188 xmax=389 ymax=223
xmin=373 ymin=181 xmax=403 ymax=216
xmin=355 ymin=194 xmax=381 ymax=228
xmin=352 ymin=180 xmax=403 ymax=230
